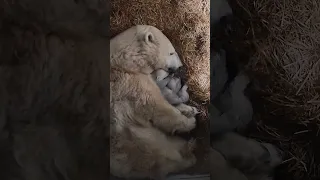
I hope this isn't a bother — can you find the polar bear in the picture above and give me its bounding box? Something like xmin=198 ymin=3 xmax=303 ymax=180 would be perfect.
xmin=110 ymin=25 xmax=198 ymax=179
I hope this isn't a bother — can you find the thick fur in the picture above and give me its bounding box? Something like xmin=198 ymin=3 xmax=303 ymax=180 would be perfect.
xmin=110 ymin=25 xmax=198 ymax=179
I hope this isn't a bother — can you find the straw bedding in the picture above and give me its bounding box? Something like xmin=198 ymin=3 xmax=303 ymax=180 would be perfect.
xmin=227 ymin=0 xmax=320 ymax=179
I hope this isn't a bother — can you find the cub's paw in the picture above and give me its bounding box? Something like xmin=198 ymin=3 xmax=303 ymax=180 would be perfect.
xmin=152 ymin=69 xmax=169 ymax=81
xmin=167 ymin=77 xmax=182 ymax=93
xmin=157 ymin=77 xmax=172 ymax=89
xmin=176 ymin=103 xmax=199 ymax=118
xmin=177 ymin=85 xmax=189 ymax=103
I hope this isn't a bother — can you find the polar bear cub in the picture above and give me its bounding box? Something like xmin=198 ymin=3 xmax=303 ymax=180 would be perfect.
xmin=151 ymin=69 xmax=190 ymax=105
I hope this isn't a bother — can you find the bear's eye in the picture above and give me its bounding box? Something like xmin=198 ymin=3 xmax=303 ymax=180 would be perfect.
xmin=169 ymin=52 xmax=174 ymax=56
xmin=147 ymin=34 xmax=154 ymax=43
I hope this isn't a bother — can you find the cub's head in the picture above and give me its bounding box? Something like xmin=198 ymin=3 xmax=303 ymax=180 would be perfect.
xmin=110 ymin=25 xmax=183 ymax=74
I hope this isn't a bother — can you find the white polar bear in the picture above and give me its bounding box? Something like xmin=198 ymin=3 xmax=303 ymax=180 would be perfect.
xmin=110 ymin=25 xmax=199 ymax=180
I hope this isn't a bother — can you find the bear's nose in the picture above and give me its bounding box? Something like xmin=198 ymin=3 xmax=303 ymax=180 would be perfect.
xmin=168 ymin=67 xmax=177 ymax=74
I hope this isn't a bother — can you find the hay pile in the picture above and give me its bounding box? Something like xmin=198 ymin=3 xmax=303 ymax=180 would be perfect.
xmin=228 ymin=0 xmax=320 ymax=179
xmin=110 ymin=0 xmax=210 ymax=104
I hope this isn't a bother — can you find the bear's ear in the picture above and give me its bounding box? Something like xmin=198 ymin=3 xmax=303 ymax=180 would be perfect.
xmin=144 ymin=32 xmax=155 ymax=44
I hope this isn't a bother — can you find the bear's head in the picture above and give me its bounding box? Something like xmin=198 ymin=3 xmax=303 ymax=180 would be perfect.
xmin=110 ymin=25 xmax=183 ymax=74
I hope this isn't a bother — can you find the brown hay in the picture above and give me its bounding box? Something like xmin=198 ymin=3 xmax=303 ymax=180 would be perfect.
xmin=242 ymin=0 xmax=320 ymax=122
xmin=229 ymin=0 xmax=320 ymax=178
xmin=110 ymin=0 xmax=210 ymax=102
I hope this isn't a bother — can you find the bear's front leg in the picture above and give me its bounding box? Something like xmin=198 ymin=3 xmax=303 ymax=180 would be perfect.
xmin=175 ymin=103 xmax=199 ymax=118
xmin=150 ymin=98 xmax=197 ymax=134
